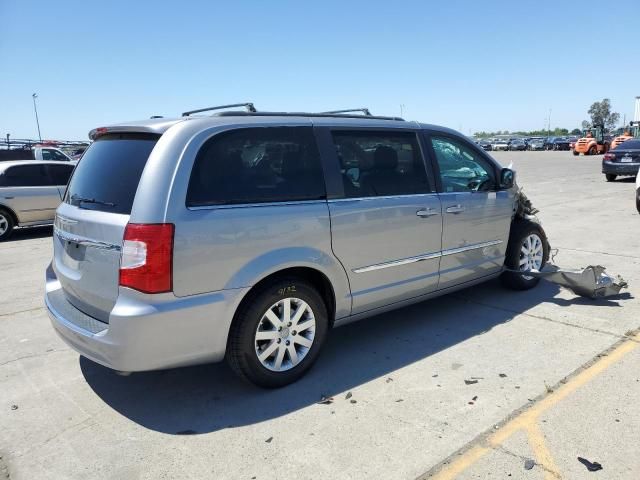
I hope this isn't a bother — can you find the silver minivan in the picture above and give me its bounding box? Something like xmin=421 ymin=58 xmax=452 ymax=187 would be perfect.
xmin=45 ymin=106 xmax=549 ymax=388
xmin=0 ymin=161 xmax=75 ymax=240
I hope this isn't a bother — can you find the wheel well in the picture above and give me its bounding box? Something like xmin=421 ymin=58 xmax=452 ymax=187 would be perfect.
xmin=0 ymin=204 xmax=18 ymax=225
xmin=237 ymin=267 xmax=337 ymax=327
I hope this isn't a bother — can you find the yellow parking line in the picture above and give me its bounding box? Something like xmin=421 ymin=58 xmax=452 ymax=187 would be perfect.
xmin=526 ymin=423 xmax=560 ymax=479
xmin=428 ymin=333 xmax=639 ymax=479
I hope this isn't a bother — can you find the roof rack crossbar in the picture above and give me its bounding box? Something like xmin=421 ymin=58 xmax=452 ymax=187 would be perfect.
xmin=182 ymin=102 xmax=257 ymax=117
xmin=321 ymin=108 xmax=372 ymax=116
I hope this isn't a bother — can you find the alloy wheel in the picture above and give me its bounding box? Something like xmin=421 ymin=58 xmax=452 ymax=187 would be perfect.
xmin=0 ymin=213 xmax=8 ymax=236
xmin=519 ymin=233 xmax=544 ymax=280
xmin=254 ymin=297 xmax=316 ymax=372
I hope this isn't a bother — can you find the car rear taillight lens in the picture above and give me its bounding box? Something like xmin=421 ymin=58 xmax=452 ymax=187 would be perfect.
xmin=603 ymin=153 xmax=616 ymax=161
xmin=119 ymin=223 xmax=174 ymax=293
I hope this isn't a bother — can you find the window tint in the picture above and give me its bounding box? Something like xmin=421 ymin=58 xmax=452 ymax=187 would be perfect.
xmin=47 ymin=164 xmax=74 ymax=185
xmin=49 ymin=150 xmax=69 ymax=161
xmin=430 ymin=136 xmax=496 ymax=193
xmin=187 ymin=127 xmax=325 ymax=206
xmin=64 ymin=133 xmax=159 ymax=214
xmin=0 ymin=165 xmax=49 ymax=187
xmin=331 ymin=131 xmax=430 ymax=198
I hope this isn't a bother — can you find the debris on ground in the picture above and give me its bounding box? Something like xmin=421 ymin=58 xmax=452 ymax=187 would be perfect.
xmin=545 ymin=382 xmax=554 ymax=393
xmin=350 ymin=399 xmax=357 ymax=404
xmin=318 ymin=395 xmax=334 ymax=405
xmin=472 ymin=396 xmax=478 ymax=401
xmin=468 ymin=396 xmax=478 ymax=405
xmin=432 ymin=374 xmax=439 ymax=378
xmin=451 ymin=363 xmax=463 ymax=370
xmin=345 ymin=392 xmax=352 ymax=400
xmin=577 ymin=457 xmax=603 ymax=472
xmin=524 ymin=459 xmax=535 ymax=470
xmin=386 ymin=377 xmax=393 ymax=383
xmin=514 ymin=265 xmax=628 ymax=299
xmin=265 ymin=436 xmax=273 ymax=443
xmin=464 ymin=379 xmax=479 ymax=385
xmin=10 ymin=404 xmax=18 ymax=410
xmin=395 ymin=399 xmax=404 ymax=403
xmin=499 ymin=373 xmax=508 ymax=378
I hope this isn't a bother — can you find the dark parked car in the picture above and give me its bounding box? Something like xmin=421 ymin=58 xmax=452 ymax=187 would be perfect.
xmin=551 ymin=137 xmax=570 ymax=151
xmin=508 ymin=139 xmax=527 ymax=151
xmin=602 ymin=139 xmax=640 ymax=182
xmin=478 ymin=140 xmax=492 ymax=151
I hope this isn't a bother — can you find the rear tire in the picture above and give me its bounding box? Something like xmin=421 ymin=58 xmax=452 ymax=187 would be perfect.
xmin=636 ymin=188 xmax=640 ymax=214
xmin=0 ymin=209 xmax=15 ymax=242
xmin=226 ymin=277 xmax=329 ymax=388
xmin=605 ymin=174 xmax=617 ymax=182
xmin=501 ymin=220 xmax=549 ymax=291
xmin=572 ymin=150 xmax=579 ymax=156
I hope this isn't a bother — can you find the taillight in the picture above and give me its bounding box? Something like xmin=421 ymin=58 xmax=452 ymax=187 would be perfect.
xmin=119 ymin=223 xmax=174 ymax=293
xmin=603 ymin=153 xmax=616 ymax=161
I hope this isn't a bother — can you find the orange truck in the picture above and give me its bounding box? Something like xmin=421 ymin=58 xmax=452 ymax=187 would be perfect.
xmin=610 ymin=121 xmax=640 ymax=150
xmin=573 ymin=124 xmax=610 ymax=155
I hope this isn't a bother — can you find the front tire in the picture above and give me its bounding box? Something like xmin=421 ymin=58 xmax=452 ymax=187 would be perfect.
xmin=226 ymin=278 xmax=329 ymax=388
xmin=588 ymin=146 xmax=597 ymax=155
xmin=501 ymin=220 xmax=549 ymax=290
xmin=0 ymin=209 xmax=15 ymax=241
xmin=605 ymin=174 xmax=617 ymax=182
xmin=572 ymin=150 xmax=579 ymax=156
xmin=636 ymin=189 xmax=640 ymax=214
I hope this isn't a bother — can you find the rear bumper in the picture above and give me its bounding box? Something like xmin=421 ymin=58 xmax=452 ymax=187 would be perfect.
xmin=45 ymin=263 xmax=249 ymax=372
xmin=602 ymin=161 xmax=640 ymax=176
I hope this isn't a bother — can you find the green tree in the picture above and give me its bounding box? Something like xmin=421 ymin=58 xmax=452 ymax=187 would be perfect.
xmin=571 ymin=128 xmax=582 ymax=135
xmin=581 ymin=120 xmax=591 ymax=129
xmin=587 ymin=99 xmax=620 ymax=130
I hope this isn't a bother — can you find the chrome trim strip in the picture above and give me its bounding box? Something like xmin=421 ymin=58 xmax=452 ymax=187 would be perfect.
xmin=441 ymin=239 xmax=503 ymax=257
xmin=353 ymin=252 xmax=441 ymax=273
xmin=54 ymin=227 xmax=121 ymax=252
xmin=352 ymin=240 xmax=503 ymax=273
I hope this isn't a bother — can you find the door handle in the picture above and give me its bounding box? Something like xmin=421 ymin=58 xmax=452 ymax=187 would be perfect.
xmin=416 ymin=208 xmax=439 ymax=218
xmin=446 ymin=204 xmax=465 ymax=214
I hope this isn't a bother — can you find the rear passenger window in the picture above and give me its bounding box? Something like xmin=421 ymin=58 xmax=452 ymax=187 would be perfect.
xmin=187 ymin=127 xmax=325 ymax=206
xmin=331 ymin=131 xmax=431 ymax=198
xmin=47 ymin=164 xmax=74 ymax=185
xmin=1 ymin=165 xmax=49 ymax=187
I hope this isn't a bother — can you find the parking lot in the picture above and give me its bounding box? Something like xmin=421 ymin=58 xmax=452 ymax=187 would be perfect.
xmin=1 ymin=151 xmax=639 ymax=479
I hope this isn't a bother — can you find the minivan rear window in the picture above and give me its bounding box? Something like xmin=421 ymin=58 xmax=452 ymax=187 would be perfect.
xmin=64 ymin=133 xmax=159 ymax=214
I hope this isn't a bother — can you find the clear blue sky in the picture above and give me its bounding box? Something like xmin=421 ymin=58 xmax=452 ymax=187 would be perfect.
xmin=1 ymin=0 xmax=639 ymax=140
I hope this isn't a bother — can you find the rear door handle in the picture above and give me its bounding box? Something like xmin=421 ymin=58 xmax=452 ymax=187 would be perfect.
xmin=446 ymin=204 xmax=465 ymax=214
xmin=416 ymin=208 xmax=439 ymax=218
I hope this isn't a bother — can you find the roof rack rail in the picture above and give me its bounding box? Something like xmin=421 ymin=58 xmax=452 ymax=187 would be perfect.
xmin=213 ymin=111 xmax=405 ymax=121
xmin=182 ymin=102 xmax=257 ymax=117
xmin=321 ymin=108 xmax=372 ymax=116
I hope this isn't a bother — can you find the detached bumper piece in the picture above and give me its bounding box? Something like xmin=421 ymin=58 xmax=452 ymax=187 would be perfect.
xmin=521 ymin=265 xmax=627 ymax=299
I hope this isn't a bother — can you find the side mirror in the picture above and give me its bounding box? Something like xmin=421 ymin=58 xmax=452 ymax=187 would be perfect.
xmin=499 ymin=168 xmax=515 ymax=189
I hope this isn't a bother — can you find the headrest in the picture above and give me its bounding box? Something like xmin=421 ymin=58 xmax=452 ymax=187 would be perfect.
xmin=373 ymin=145 xmax=398 ymax=170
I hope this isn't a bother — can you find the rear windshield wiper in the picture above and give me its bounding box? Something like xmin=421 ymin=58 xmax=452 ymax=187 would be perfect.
xmin=69 ymin=194 xmax=116 ymax=208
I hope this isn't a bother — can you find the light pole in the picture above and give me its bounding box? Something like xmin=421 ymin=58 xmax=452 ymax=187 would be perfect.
xmin=5 ymin=134 xmax=9 ymax=149
xmin=548 ymin=108 xmax=552 ymax=137
xmin=32 ymin=93 xmax=42 ymax=142
xmin=400 ymin=104 xmax=405 ymax=117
